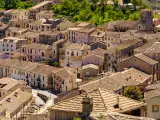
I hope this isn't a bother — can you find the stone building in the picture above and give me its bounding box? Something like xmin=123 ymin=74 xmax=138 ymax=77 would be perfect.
xmin=0 ymin=77 xmax=33 ymax=119
xmin=0 ymin=37 xmax=28 ymax=52
xmin=36 ymin=11 xmax=55 ymax=20
xmin=117 ymin=53 xmax=159 ymax=82
xmin=137 ymin=9 xmax=153 ymax=31
xmin=39 ymin=31 xmax=62 ymax=45
xmin=29 ymin=1 xmax=52 ymax=20
xmin=20 ymin=43 xmax=53 ymax=62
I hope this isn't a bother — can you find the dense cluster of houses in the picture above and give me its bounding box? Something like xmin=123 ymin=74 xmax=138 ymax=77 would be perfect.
xmin=0 ymin=0 xmax=160 ymax=120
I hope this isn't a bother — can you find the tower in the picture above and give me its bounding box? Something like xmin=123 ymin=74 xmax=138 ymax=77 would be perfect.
xmin=138 ymin=9 xmax=153 ymax=31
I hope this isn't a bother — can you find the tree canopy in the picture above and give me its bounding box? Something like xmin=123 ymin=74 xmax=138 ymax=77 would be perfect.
xmin=0 ymin=0 xmax=35 ymax=10
xmin=52 ymin=0 xmax=147 ymax=26
xmin=124 ymin=86 xmax=143 ymax=101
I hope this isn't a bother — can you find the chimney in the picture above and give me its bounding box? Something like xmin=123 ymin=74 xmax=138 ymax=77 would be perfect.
xmin=117 ymin=96 xmax=119 ymax=106
xmin=7 ymin=98 xmax=12 ymax=102
xmin=14 ymin=92 xmax=19 ymax=97
xmin=121 ymin=86 xmax=125 ymax=95
xmin=82 ymin=94 xmax=93 ymax=117
xmin=114 ymin=96 xmax=119 ymax=109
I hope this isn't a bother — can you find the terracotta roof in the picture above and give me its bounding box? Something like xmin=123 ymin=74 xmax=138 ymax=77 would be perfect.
xmin=49 ymin=88 xmax=146 ymax=113
xmin=21 ymin=43 xmax=52 ymax=50
xmin=22 ymin=31 xmax=40 ymax=38
xmin=10 ymin=9 xmax=28 ymax=14
xmin=134 ymin=53 xmax=158 ymax=65
xmin=78 ymin=27 xmax=95 ymax=33
xmin=0 ymin=89 xmax=32 ymax=114
xmin=145 ymin=42 xmax=160 ymax=54
xmin=79 ymin=76 xmax=120 ymax=92
xmin=0 ymin=59 xmax=59 ymax=76
xmin=109 ymin=68 xmax=152 ymax=86
xmin=54 ymin=67 xmax=75 ymax=79
xmin=88 ymin=112 xmax=155 ymax=120
xmin=113 ymin=20 xmax=138 ymax=29
xmin=0 ymin=37 xmax=27 ymax=43
xmin=0 ymin=77 xmax=19 ymax=91
xmin=89 ymin=48 xmax=109 ymax=57
xmin=66 ymin=43 xmax=90 ymax=50
xmin=145 ymin=82 xmax=160 ymax=100
xmin=33 ymin=64 xmax=59 ymax=76
xmin=76 ymin=22 xmax=91 ymax=27
xmin=89 ymin=30 xmax=105 ymax=37
xmin=134 ymin=41 xmax=154 ymax=53
xmin=57 ymin=20 xmax=74 ymax=30
xmin=82 ymin=64 xmax=99 ymax=70
xmin=30 ymin=1 xmax=51 ymax=10
xmin=7 ymin=27 xmax=28 ymax=33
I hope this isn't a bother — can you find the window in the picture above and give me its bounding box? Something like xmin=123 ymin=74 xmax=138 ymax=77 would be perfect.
xmin=152 ymin=105 xmax=159 ymax=112
xmin=42 ymin=52 xmax=44 ymax=56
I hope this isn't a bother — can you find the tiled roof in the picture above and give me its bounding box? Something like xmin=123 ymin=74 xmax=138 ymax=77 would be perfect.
xmin=88 ymin=112 xmax=155 ymax=120
xmin=53 ymin=67 xmax=76 ymax=82
xmin=89 ymin=48 xmax=109 ymax=57
xmin=76 ymin=22 xmax=91 ymax=27
xmin=145 ymin=42 xmax=160 ymax=54
xmin=30 ymin=1 xmax=51 ymax=10
xmin=22 ymin=31 xmax=40 ymax=37
xmin=82 ymin=64 xmax=99 ymax=70
xmin=144 ymin=82 xmax=160 ymax=100
xmin=109 ymin=68 xmax=152 ymax=86
xmin=0 ymin=59 xmax=60 ymax=76
xmin=89 ymin=30 xmax=105 ymax=37
xmin=79 ymin=76 xmax=120 ymax=92
xmin=57 ymin=20 xmax=74 ymax=28
xmin=32 ymin=64 xmax=59 ymax=76
xmin=0 ymin=77 xmax=19 ymax=91
xmin=134 ymin=41 xmax=154 ymax=53
xmin=0 ymin=89 xmax=32 ymax=114
xmin=134 ymin=53 xmax=158 ymax=65
xmin=21 ymin=43 xmax=52 ymax=50
xmin=66 ymin=43 xmax=90 ymax=50
xmin=7 ymin=27 xmax=28 ymax=33
xmin=49 ymin=88 xmax=146 ymax=113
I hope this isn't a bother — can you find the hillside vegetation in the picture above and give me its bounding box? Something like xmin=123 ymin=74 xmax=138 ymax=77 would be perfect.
xmin=52 ymin=0 xmax=148 ymax=26
xmin=0 ymin=0 xmax=35 ymax=10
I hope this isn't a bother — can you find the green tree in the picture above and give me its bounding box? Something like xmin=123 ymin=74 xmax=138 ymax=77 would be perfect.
xmin=124 ymin=86 xmax=143 ymax=101
xmin=52 ymin=62 xmax=60 ymax=67
xmin=5 ymin=0 xmax=21 ymax=9
xmin=0 ymin=0 xmax=5 ymax=9
xmin=123 ymin=0 xmax=131 ymax=4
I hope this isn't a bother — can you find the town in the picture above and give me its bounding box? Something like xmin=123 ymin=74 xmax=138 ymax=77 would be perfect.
xmin=0 ymin=0 xmax=160 ymax=120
